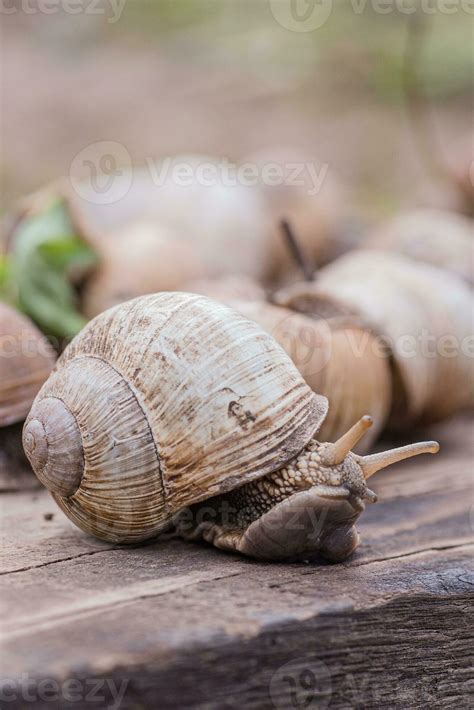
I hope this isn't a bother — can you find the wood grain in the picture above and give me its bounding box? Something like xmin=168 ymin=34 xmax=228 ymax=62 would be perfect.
xmin=0 ymin=415 xmax=472 ymax=708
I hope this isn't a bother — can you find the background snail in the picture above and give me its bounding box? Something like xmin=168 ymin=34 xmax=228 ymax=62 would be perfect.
xmin=275 ymin=250 xmax=474 ymax=428
xmin=0 ymin=302 xmax=56 ymax=427
xmin=187 ymin=278 xmax=391 ymax=454
xmin=365 ymin=209 xmax=474 ymax=286
xmin=23 ymin=292 xmax=438 ymax=561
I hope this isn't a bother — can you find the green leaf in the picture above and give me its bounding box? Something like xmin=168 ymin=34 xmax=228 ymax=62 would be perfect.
xmin=39 ymin=236 xmax=98 ymax=274
xmin=0 ymin=254 xmax=9 ymax=293
xmin=8 ymin=198 xmax=98 ymax=340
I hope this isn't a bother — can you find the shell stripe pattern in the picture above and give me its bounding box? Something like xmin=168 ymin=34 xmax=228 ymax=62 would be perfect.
xmin=37 ymin=293 xmax=326 ymax=540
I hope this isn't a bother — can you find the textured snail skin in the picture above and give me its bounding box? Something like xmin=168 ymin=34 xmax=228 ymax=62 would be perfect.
xmin=175 ymin=426 xmax=439 ymax=562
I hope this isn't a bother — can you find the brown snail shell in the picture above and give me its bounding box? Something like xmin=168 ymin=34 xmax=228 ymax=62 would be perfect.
xmin=229 ymin=300 xmax=391 ymax=453
xmin=275 ymin=250 xmax=474 ymax=426
xmin=0 ymin=303 xmax=56 ymax=427
xmin=23 ymin=292 xmax=327 ymax=543
xmin=366 ymin=209 xmax=474 ymax=286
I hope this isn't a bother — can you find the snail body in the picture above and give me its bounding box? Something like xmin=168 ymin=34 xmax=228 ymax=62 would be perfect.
xmin=24 ymin=293 xmax=438 ymax=561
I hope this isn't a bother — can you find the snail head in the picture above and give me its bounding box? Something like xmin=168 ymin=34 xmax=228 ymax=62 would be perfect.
xmin=176 ymin=416 xmax=439 ymax=562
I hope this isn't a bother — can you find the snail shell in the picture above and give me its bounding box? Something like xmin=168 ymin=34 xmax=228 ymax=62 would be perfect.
xmin=82 ymin=221 xmax=204 ymax=318
xmin=23 ymin=292 xmax=327 ymax=543
xmin=225 ymin=300 xmax=391 ymax=453
xmin=184 ymin=275 xmax=267 ymax=305
xmin=0 ymin=303 xmax=56 ymax=427
xmin=68 ymin=158 xmax=273 ymax=315
xmin=275 ymin=250 xmax=474 ymax=426
xmin=366 ymin=209 xmax=474 ymax=286
xmin=244 ymin=147 xmax=354 ymax=282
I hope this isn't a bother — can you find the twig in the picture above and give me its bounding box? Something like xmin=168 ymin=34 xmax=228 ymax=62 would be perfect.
xmin=279 ymin=219 xmax=316 ymax=282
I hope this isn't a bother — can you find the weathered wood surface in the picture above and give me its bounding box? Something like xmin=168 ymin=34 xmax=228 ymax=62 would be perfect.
xmin=0 ymin=415 xmax=473 ymax=709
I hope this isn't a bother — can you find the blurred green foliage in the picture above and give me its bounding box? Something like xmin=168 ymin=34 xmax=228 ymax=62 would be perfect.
xmin=113 ymin=0 xmax=473 ymax=100
xmin=1 ymin=201 xmax=97 ymax=340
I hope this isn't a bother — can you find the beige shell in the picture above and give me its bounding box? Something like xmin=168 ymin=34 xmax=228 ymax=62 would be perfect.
xmin=0 ymin=303 xmax=56 ymax=427
xmin=23 ymin=292 xmax=327 ymax=543
xmin=276 ymin=251 xmax=474 ymax=426
xmin=366 ymin=209 xmax=474 ymax=286
xmin=244 ymin=147 xmax=354 ymax=283
xmin=231 ymin=300 xmax=391 ymax=453
xmin=82 ymin=221 xmax=204 ymax=318
xmin=185 ymin=275 xmax=266 ymax=305
xmin=67 ymin=159 xmax=273 ymax=315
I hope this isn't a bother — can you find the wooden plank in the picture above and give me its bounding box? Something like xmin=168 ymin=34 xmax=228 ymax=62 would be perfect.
xmin=0 ymin=415 xmax=472 ymax=708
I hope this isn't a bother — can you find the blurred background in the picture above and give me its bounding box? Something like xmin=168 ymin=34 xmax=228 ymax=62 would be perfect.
xmin=2 ymin=0 xmax=473 ymax=218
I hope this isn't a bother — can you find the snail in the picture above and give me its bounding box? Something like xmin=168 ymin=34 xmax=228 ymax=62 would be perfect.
xmin=183 ymin=275 xmax=267 ymax=305
xmin=244 ymin=147 xmax=358 ymax=284
xmin=187 ymin=277 xmax=391 ymax=454
xmin=0 ymin=302 xmax=56 ymax=427
xmin=365 ymin=209 xmax=474 ymax=286
xmin=23 ymin=292 xmax=438 ymax=561
xmin=274 ymin=250 xmax=474 ymax=427
xmin=10 ymin=159 xmax=273 ymax=322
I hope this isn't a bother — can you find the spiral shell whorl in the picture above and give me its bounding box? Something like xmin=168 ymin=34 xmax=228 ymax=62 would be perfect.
xmin=23 ymin=397 xmax=84 ymax=497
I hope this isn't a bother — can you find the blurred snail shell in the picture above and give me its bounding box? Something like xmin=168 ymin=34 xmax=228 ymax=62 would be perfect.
xmin=67 ymin=158 xmax=273 ymax=315
xmin=244 ymin=147 xmax=356 ymax=283
xmin=366 ymin=209 xmax=474 ymax=286
xmin=185 ymin=275 xmax=266 ymax=305
xmin=0 ymin=303 xmax=56 ymax=427
xmin=218 ymin=300 xmax=391 ymax=454
xmin=275 ymin=250 xmax=474 ymax=427
xmin=82 ymin=221 xmax=204 ymax=318
xmin=23 ymin=293 xmax=439 ymax=561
